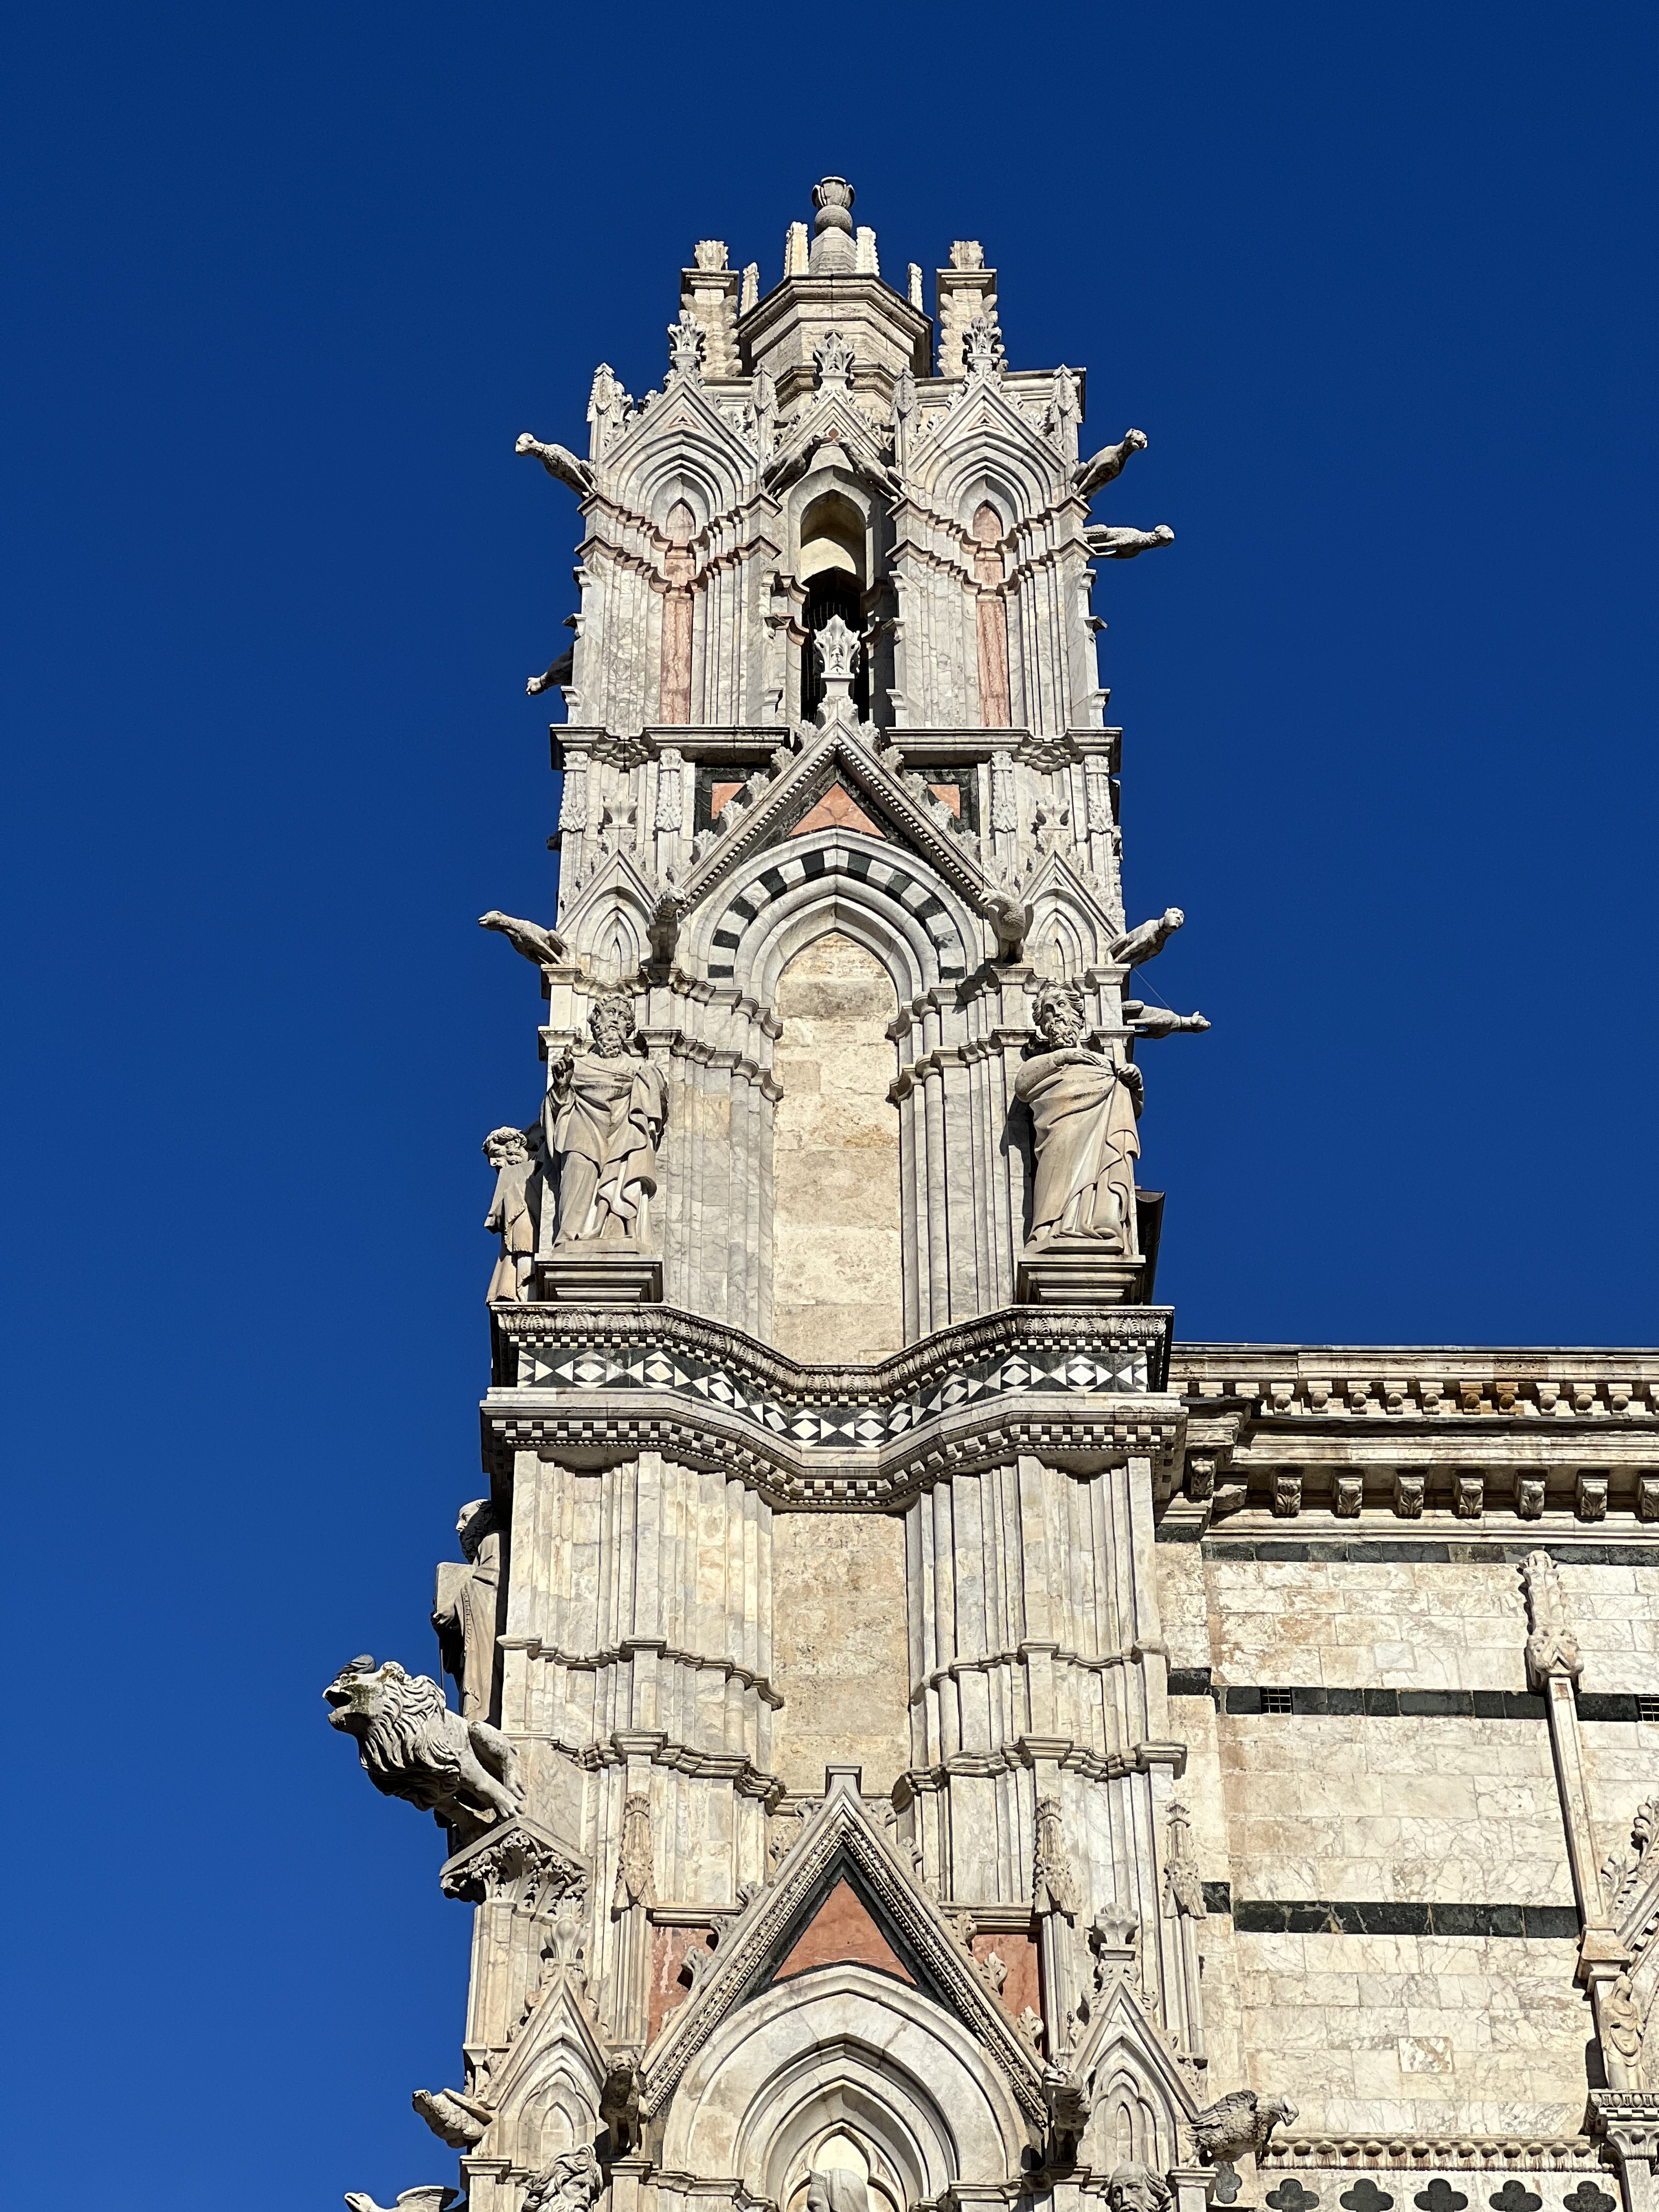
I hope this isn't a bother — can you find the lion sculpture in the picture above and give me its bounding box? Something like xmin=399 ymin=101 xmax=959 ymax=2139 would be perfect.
xmin=324 ymin=1656 xmax=524 ymax=1828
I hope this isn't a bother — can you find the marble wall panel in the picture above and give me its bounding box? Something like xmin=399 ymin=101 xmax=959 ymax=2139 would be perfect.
xmin=771 ymin=1510 xmax=911 ymax=1795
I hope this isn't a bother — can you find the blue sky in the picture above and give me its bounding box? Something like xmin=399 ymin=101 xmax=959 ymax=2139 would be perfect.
xmin=1 ymin=3 xmax=1654 ymax=2205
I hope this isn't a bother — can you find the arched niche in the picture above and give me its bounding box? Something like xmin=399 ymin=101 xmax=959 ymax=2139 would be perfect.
xmin=658 ymin=1964 xmax=1030 ymax=2200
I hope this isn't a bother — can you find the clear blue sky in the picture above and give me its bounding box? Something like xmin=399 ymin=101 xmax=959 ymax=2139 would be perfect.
xmin=2 ymin=3 xmax=1653 ymax=2205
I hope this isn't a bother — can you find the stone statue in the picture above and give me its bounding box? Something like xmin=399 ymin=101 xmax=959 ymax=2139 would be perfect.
xmin=1108 ymin=907 xmax=1184 ymax=967
xmin=411 ymin=2085 xmax=493 ymax=2148
xmin=1074 ymin=426 xmax=1148 ymax=498
xmin=545 ymin=992 xmax=669 ymax=1247
xmin=479 ymin=909 xmax=568 ymax=965
xmin=524 ymin=2145 xmax=603 ymax=2212
xmin=1085 ymin=523 xmax=1175 ymax=560
xmin=482 ymin=1126 xmax=541 ymax=1303
xmin=1123 ymin=1001 xmax=1209 ymax=1040
xmin=1014 ymin=985 xmax=1143 ymax=1254
xmin=345 ymin=2191 xmax=457 ymax=2212
xmin=1190 ymin=2090 xmax=1299 ymax=2164
xmin=1107 ymin=2166 xmax=1172 ymax=2212
xmin=806 ymin=2171 xmax=869 ymax=2212
xmin=434 ymin=1498 xmax=502 ymax=1721
xmin=324 ymin=1656 xmax=524 ymax=1828
xmin=515 ymin=431 xmax=595 ymax=497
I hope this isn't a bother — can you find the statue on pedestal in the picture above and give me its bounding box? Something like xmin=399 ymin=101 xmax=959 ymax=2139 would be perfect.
xmin=482 ymin=1125 xmax=542 ymax=1303
xmin=545 ymin=992 xmax=668 ymax=1247
xmin=1014 ymin=985 xmax=1143 ymax=1253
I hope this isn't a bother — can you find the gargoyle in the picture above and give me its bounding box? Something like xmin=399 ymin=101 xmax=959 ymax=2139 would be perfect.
xmin=1123 ymin=1000 xmax=1209 ymax=1039
xmin=1084 ymin=523 xmax=1175 ymax=560
xmin=1044 ymin=2065 xmax=1091 ymax=2162
xmin=479 ymin=910 xmax=568 ymax=965
xmin=981 ymin=887 xmax=1033 ymax=963
xmin=345 ymin=2192 xmax=458 ymax=2212
xmin=1189 ymin=2089 xmax=1299 ymax=2164
xmin=1107 ymin=907 xmax=1184 ymax=968
xmin=324 ymin=1656 xmax=524 ymax=1829
xmin=528 ymin=646 xmax=573 ymax=697
xmin=1074 ymin=426 xmax=1148 ymax=498
xmin=514 ymin=432 xmax=594 ymax=497
xmin=599 ymin=2054 xmax=644 ymax=2152
xmin=412 ymin=2086 xmax=493 ymax=2148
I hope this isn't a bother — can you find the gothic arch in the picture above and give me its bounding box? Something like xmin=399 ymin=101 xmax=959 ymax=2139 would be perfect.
xmin=688 ymin=830 xmax=982 ymax=1002
xmin=658 ymin=1965 xmax=1030 ymax=2194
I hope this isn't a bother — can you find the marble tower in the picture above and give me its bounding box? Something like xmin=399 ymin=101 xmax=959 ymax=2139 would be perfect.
xmin=327 ymin=179 xmax=1659 ymax=2212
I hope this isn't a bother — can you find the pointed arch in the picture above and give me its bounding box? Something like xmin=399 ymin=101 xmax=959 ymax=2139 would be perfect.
xmin=658 ymin=1964 xmax=1031 ymax=2195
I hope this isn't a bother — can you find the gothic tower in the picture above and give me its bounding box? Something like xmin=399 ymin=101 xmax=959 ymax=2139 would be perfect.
xmin=328 ymin=178 xmax=1659 ymax=2212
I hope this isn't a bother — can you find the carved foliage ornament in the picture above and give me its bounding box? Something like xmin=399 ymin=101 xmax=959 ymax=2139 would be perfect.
xmin=1519 ymin=1548 xmax=1583 ymax=1688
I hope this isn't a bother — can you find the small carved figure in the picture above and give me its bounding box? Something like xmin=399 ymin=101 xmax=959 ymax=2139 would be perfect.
xmin=1163 ymin=1798 xmax=1208 ymax=1919
xmin=1108 ymin=908 xmax=1185 ymax=968
xmin=982 ymin=885 xmax=1034 ymax=962
xmin=514 ymin=431 xmax=595 ymax=496
xmin=545 ymin=993 xmax=669 ymax=1247
xmin=1034 ymin=1792 xmax=1082 ymax=1917
xmin=524 ymin=2145 xmax=603 ymax=2212
xmin=1085 ymin=523 xmax=1175 ymax=560
xmin=1190 ymin=2089 xmax=1300 ymax=2164
xmin=324 ymin=1655 xmax=524 ymax=1829
xmin=1108 ymin=2165 xmax=1173 ymax=2212
xmin=482 ymin=1128 xmax=541 ymax=1304
xmin=1074 ymin=426 xmax=1149 ymax=498
xmin=1604 ymin=1970 xmax=1645 ymax=2064
xmin=411 ymin=2085 xmax=493 ymax=2149
xmin=434 ymin=1498 xmax=503 ymax=1720
xmin=806 ymin=2173 xmax=869 ymax=2212
xmin=1014 ymin=985 xmax=1144 ymax=1254
xmin=600 ymin=2056 xmax=644 ymax=2153
xmin=1123 ymin=1001 xmax=1210 ymax=1039
xmin=479 ymin=909 xmax=568 ymax=964
xmin=612 ymin=1788 xmax=656 ymax=1910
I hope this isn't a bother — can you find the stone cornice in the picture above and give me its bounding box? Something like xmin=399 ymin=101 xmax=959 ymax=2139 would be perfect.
xmin=484 ymin=1305 xmax=1178 ymax=1503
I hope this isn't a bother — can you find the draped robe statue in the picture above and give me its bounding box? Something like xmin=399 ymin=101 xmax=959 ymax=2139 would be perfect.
xmin=1014 ymin=987 xmax=1144 ymax=1254
xmin=482 ymin=1124 xmax=541 ymax=1302
xmin=544 ymin=992 xmax=669 ymax=1246
xmin=433 ymin=1498 xmax=502 ymax=1722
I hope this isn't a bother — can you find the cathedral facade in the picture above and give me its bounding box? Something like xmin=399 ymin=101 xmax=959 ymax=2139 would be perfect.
xmin=327 ymin=179 xmax=1659 ymax=2212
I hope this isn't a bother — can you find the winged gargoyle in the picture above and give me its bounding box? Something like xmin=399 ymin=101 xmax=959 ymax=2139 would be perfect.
xmin=1189 ymin=2089 xmax=1299 ymax=2164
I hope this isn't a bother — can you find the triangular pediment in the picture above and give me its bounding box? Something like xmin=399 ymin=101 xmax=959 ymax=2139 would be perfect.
xmin=678 ymin=725 xmax=993 ymax=921
xmin=638 ymin=1774 xmax=1046 ymax=2125
xmin=769 ymin=388 xmax=894 ymax=493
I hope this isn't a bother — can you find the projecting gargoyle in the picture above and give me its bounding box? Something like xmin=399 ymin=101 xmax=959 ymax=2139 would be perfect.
xmin=514 ymin=432 xmax=595 ymax=497
xmin=479 ymin=910 xmax=569 ymax=964
xmin=1123 ymin=1000 xmax=1210 ymax=1039
xmin=343 ymin=2190 xmax=458 ymax=2212
xmin=1073 ymin=426 xmax=1148 ymax=498
xmin=1084 ymin=523 xmax=1175 ymax=560
xmin=528 ymin=646 xmax=573 ymax=697
xmin=411 ymin=2086 xmax=494 ymax=2149
xmin=1107 ymin=907 xmax=1185 ymax=967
